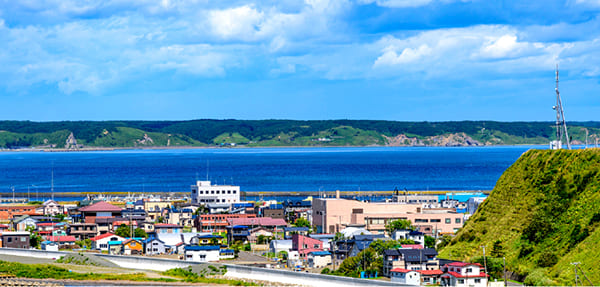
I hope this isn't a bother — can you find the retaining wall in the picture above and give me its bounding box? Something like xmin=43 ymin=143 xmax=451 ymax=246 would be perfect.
xmin=0 ymin=248 xmax=416 ymax=286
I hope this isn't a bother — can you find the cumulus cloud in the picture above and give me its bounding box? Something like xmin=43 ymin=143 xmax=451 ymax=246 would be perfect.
xmin=207 ymin=5 xmax=265 ymax=41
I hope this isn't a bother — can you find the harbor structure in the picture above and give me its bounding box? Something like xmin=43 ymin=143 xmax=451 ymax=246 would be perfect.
xmin=191 ymin=181 xmax=240 ymax=204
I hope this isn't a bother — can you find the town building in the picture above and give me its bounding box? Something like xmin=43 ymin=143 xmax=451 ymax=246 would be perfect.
xmin=78 ymin=201 xmax=122 ymax=224
xmin=194 ymin=214 xmax=256 ymax=233
xmin=307 ymin=251 xmax=332 ymax=268
xmin=393 ymin=229 xmax=425 ymax=246
xmin=184 ymin=245 xmax=220 ymax=262
xmin=226 ymin=217 xmax=287 ymax=233
xmin=68 ymin=223 xmax=98 ymax=240
xmin=90 ymin=233 xmax=126 ymax=252
xmin=383 ymin=248 xmax=439 ymax=276
xmin=419 ymin=269 xmax=444 ymax=285
xmin=41 ymin=200 xmax=63 ymax=216
xmin=390 ymin=268 xmax=421 ymax=285
xmin=0 ymin=205 xmax=40 ymax=221
xmin=292 ymin=234 xmax=323 ymax=257
xmin=12 ymin=215 xmax=38 ymax=231
xmin=0 ymin=232 xmax=30 ymax=248
xmin=154 ymin=224 xmax=182 ymax=234
xmin=122 ymin=238 xmax=143 ymax=255
xmin=440 ymin=262 xmax=489 ymax=287
xmin=191 ymin=181 xmax=240 ymax=204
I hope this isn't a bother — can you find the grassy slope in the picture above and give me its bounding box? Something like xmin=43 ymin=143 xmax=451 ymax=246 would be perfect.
xmin=438 ymin=148 xmax=600 ymax=285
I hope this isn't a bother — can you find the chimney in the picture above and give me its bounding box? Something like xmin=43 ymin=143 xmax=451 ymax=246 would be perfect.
xmin=336 ymin=190 xmax=340 ymax=199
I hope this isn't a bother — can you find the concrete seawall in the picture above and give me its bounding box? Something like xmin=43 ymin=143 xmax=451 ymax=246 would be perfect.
xmin=0 ymin=248 xmax=415 ymax=286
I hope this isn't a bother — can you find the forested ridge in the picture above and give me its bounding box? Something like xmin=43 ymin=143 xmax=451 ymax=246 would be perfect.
xmin=0 ymin=120 xmax=599 ymax=148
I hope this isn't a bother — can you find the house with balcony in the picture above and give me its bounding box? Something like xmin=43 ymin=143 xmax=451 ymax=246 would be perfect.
xmin=440 ymin=262 xmax=489 ymax=287
xmin=78 ymin=201 xmax=122 ymax=224
xmin=226 ymin=225 xmax=250 ymax=245
xmin=68 ymin=223 xmax=98 ymax=240
xmin=383 ymin=248 xmax=439 ymax=277
xmin=292 ymin=234 xmax=323 ymax=257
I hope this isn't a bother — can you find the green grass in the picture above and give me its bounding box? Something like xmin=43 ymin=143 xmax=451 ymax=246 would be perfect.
xmin=439 ymin=149 xmax=600 ymax=285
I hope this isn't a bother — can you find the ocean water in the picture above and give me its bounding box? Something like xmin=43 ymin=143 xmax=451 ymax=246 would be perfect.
xmin=0 ymin=146 xmax=543 ymax=199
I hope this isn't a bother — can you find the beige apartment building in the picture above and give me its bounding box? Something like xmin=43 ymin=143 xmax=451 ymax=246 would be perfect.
xmin=312 ymin=197 xmax=464 ymax=235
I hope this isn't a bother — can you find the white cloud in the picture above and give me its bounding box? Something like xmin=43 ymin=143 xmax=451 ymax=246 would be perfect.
xmin=480 ymin=35 xmax=523 ymax=58
xmin=374 ymin=44 xmax=432 ymax=66
xmin=208 ymin=5 xmax=265 ymax=41
xmin=358 ymin=0 xmax=433 ymax=8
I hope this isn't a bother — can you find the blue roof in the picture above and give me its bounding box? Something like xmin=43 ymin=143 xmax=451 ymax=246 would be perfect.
xmin=185 ymin=245 xmax=220 ymax=251
xmin=284 ymin=227 xmax=310 ymax=232
xmin=197 ymin=234 xmax=223 ymax=239
xmin=310 ymin=251 xmax=331 ymax=256
xmin=267 ymin=204 xmax=283 ymax=209
xmin=232 ymin=225 xmax=248 ymax=229
xmin=108 ymin=241 xmax=122 ymax=245
xmin=143 ymin=238 xmax=165 ymax=244
xmin=220 ymin=249 xmax=235 ymax=254
xmin=409 ymin=230 xmax=424 ymax=236
xmin=354 ymin=240 xmax=373 ymax=251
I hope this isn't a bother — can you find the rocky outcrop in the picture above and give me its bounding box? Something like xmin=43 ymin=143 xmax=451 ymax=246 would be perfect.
xmin=385 ymin=132 xmax=483 ymax=147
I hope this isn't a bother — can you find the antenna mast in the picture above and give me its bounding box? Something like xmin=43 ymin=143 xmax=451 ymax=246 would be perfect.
xmin=552 ymin=65 xmax=571 ymax=150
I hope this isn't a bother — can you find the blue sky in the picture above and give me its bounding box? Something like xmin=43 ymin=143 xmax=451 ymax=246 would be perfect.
xmin=1 ymin=0 xmax=599 ymax=121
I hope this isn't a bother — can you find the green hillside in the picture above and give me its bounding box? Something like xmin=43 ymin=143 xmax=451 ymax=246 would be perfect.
xmin=0 ymin=120 xmax=599 ymax=149
xmin=439 ymin=148 xmax=600 ymax=285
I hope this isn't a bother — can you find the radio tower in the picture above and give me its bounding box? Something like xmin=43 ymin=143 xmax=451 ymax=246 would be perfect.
xmin=551 ymin=65 xmax=571 ymax=150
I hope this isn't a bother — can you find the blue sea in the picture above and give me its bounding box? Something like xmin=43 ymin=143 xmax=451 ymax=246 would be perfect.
xmin=0 ymin=146 xmax=545 ymax=200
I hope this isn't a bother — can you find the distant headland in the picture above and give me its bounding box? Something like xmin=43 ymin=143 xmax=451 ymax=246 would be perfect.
xmin=0 ymin=120 xmax=599 ymax=150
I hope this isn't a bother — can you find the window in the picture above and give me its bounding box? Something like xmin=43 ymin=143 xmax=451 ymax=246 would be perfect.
xmin=153 ymin=248 xmax=158 ymax=251
xmin=7 ymin=238 xmax=12 ymax=243
xmin=415 ymin=219 xmax=428 ymax=223
xmin=445 ymin=218 xmax=451 ymax=224
xmin=314 ymin=244 xmax=320 ymax=248
xmin=458 ymin=279 xmax=464 ymax=284
xmin=20 ymin=237 xmax=26 ymax=242
xmin=430 ymin=219 xmax=441 ymax=223
xmin=466 ymin=268 xmax=472 ymax=273
xmin=211 ymin=190 xmax=214 ymax=194
xmin=186 ymin=255 xmax=192 ymax=258
xmin=455 ymin=218 xmax=461 ymax=224
xmin=233 ymin=190 xmax=237 ymax=194
xmin=228 ymin=190 xmax=231 ymax=194
xmin=475 ymin=279 xmax=481 ymax=283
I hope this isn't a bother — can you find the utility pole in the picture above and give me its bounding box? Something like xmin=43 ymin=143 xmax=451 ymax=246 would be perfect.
xmin=481 ymin=245 xmax=488 ymax=279
xmin=503 ymin=257 xmax=507 ymax=287
xmin=572 ymin=262 xmax=580 ymax=287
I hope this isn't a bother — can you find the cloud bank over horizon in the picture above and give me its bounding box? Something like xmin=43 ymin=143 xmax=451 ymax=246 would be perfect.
xmin=0 ymin=0 xmax=599 ymax=121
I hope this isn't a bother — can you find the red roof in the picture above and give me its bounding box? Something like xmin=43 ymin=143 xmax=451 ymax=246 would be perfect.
xmin=90 ymin=232 xmax=122 ymax=241
xmin=391 ymin=268 xmax=418 ymax=273
xmin=45 ymin=235 xmax=76 ymax=242
xmin=418 ymin=270 xmax=444 ymax=275
xmin=444 ymin=271 xmax=489 ymax=278
xmin=227 ymin=217 xmax=288 ymax=227
xmin=37 ymin=222 xmax=59 ymax=226
xmin=79 ymin=201 xmax=122 ymax=212
xmin=446 ymin=262 xmax=483 ymax=267
xmin=0 ymin=224 xmax=9 ymax=228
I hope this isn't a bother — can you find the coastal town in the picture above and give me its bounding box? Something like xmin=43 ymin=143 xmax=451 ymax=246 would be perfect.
xmin=0 ymin=180 xmax=496 ymax=286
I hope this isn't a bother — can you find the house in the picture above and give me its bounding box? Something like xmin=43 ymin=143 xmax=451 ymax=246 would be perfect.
xmin=283 ymin=227 xmax=310 ymax=240
xmin=122 ymin=238 xmax=143 ymax=255
xmin=307 ymin=251 xmax=331 ymax=268
xmin=36 ymin=222 xmax=60 ymax=236
xmin=248 ymin=227 xmax=273 ymax=243
xmin=192 ymin=234 xmax=223 ymax=245
xmin=13 ymin=215 xmax=38 ymax=231
xmin=41 ymin=200 xmax=63 ymax=216
xmin=41 ymin=240 xmax=59 ymax=251
xmin=0 ymin=232 xmax=30 ymax=248
xmin=78 ymin=201 xmax=122 ymax=224
xmin=226 ymin=225 xmax=250 ymax=245
xmin=262 ymin=204 xmax=285 ymax=219
xmin=440 ymin=262 xmax=489 ymax=287
xmin=154 ymin=224 xmax=182 ymax=234
xmin=184 ymin=245 xmax=220 ymax=262
xmin=219 ymin=249 xmax=235 ymax=259
xmin=390 ymin=268 xmax=421 ymax=285
xmin=143 ymin=237 xmax=166 ymax=255
xmin=269 ymin=239 xmax=292 ymax=255
xmin=292 ymin=234 xmax=323 ymax=257
xmin=68 ymin=223 xmax=98 ymax=240
xmin=419 ymin=269 xmax=444 ymax=285
xmin=393 ymin=229 xmax=425 ymax=246
xmin=383 ymin=248 xmax=439 ymax=276
xmin=194 ymin=214 xmax=256 ymax=233
xmin=109 ymin=240 xmax=123 ymax=255
xmin=90 ymin=233 xmax=126 ymax=252
xmin=45 ymin=235 xmax=77 ymax=248
xmin=226 ymin=217 xmax=287 ymax=234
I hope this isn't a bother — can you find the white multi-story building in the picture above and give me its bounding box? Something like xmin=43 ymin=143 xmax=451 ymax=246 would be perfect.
xmin=191 ymin=181 xmax=240 ymax=204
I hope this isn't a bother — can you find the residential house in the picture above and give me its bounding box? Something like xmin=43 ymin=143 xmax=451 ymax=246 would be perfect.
xmin=41 ymin=200 xmax=62 ymax=216
xmin=269 ymin=239 xmax=292 ymax=255
xmin=194 ymin=214 xmax=256 ymax=233
xmin=307 ymin=251 xmax=332 ymax=268
xmin=248 ymin=227 xmax=273 ymax=243
xmin=441 ymin=262 xmax=489 ymax=287
xmin=262 ymin=204 xmax=285 ymax=219
xmin=184 ymin=245 xmax=220 ymax=262
xmin=143 ymin=200 xmax=171 ymax=221
xmin=109 ymin=240 xmax=123 ymax=255
xmin=226 ymin=225 xmax=250 ymax=245
xmin=283 ymin=199 xmax=312 ymax=223
xmin=0 ymin=232 xmax=30 ymax=248
xmin=45 ymin=235 xmax=77 ymax=249
xmin=219 ymin=249 xmax=235 ymax=259
xmin=78 ymin=201 xmax=122 ymax=224
xmin=226 ymin=217 xmax=287 ymax=234
xmin=283 ymin=227 xmax=310 ymax=240
xmin=390 ymin=268 xmax=421 ymax=285
xmin=41 ymin=240 xmax=59 ymax=251
xmin=13 ymin=215 xmax=38 ymax=231
xmin=393 ymin=229 xmax=425 ymax=246
xmin=165 ymin=207 xmax=194 ymax=227
xmin=122 ymin=238 xmax=143 ymax=255
xmin=143 ymin=237 xmax=166 ymax=255
xmin=90 ymin=233 xmax=126 ymax=252
xmin=154 ymin=223 xmax=182 ymax=234
xmin=36 ymin=222 xmax=60 ymax=236
xmin=292 ymin=234 xmax=323 ymax=257
xmin=192 ymin=234 xmax=223 ymax=245
xmin=419 ymin=269 xmax=444 ymax=285
xmin=68 ymin=223 xmax=98 ymax=240
xmin=383 ymin=248 xmax=439 ymax=276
